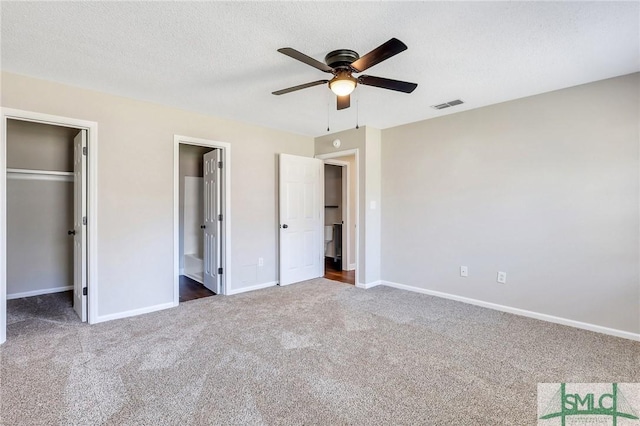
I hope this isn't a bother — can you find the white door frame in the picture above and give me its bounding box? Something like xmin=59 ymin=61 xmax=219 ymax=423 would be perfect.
xmin=315 ymin=149 xmax=360 ymax=286
xmin=0 ymin=108 xmax=99 ymax=344
xmin=173 ymin=135 xmax=231 ymax=302
xmin=323 ymin=159 xmax=350 ymax=270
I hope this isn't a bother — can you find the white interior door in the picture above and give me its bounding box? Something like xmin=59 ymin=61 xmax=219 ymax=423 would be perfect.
xmin=203 ymin=149 xmax=221 ymax=294
xmin=73 ymin=130 xmax=87 ymax=321
xmin=279 ymin=154 xmax=323 ymax=286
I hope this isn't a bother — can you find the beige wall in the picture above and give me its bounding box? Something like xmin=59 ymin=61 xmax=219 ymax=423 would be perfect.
xmin=315 ymin=127 xmax=382 ymax=284
xmin=364 ymin=127 xmax=381 ymax=283
xmin=7 ymin=119 xmax=77 ymax=172
xmin=381 ymin=73 xmax=640 ymax=334
xmin=2 ymin=72 xmax=313 ymax=318
xmin=7 ymin=179 xmax=73 ymax=296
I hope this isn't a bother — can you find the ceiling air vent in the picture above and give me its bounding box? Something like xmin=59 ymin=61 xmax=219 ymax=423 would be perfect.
xmin=431 ymin=99 xmax=464 ymax=110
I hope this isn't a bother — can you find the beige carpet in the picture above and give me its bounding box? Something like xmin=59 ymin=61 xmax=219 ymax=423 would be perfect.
xmin=1 ymin=279 xmax=638 ymax=425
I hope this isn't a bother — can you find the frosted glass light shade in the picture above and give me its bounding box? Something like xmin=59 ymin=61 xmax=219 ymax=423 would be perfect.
xmin=329 ymin=76 xmax=356 ymax=96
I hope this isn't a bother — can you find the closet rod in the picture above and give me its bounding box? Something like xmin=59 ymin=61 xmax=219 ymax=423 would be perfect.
xmin=7 ymin=168 xmax=73 ymax=177
xmin=6 ymin=168 xmax=74 ymax=182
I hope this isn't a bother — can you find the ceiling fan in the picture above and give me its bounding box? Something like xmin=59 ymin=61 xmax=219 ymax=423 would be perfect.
xmin=272 ymin=38 xmax=418 ymax=110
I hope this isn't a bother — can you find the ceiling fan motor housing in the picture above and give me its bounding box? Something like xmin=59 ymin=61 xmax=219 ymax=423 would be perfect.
xmin=324 ymin=49 xmax=360 ymax=70
xmin=273 ymin=38 xmax=417 ymax=110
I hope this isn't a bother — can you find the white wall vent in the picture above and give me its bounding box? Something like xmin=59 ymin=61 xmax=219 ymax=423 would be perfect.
xmin=431 ymin=99 xmax=464 ymax=110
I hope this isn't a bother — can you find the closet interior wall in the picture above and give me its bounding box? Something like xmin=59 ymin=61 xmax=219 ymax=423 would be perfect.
xmin=6 ymin=119 xmax=78 ymax=298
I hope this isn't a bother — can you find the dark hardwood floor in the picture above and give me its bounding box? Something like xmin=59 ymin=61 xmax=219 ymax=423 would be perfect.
xmin=324 ymin=257 xmax=355 ymax=285
xmin=179 ymin=275 xmax=215 ymax=303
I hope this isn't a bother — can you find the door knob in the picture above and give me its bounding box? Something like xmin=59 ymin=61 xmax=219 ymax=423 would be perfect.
xmin=68 ymin=230 xmax=76 ymax=235
xmin=282 ymin=224 xmax=288 ymax=229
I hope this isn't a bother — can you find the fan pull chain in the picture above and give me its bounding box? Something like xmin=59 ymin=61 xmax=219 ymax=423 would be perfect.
xmin=327 ymin=92 xmax=330 ymax=132
xmin=356 ymin=97 xmax=359 ymax=130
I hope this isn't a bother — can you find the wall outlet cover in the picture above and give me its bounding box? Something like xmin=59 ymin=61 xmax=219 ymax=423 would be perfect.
xmin=460 ymin=266 xmax=468 ymax=277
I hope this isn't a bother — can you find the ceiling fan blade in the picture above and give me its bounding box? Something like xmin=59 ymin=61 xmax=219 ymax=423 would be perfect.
xmin=272 ymin=80 xmax=329 ymax=95
xmin=350 ymin=38 xmax=408 ymax=73
xmin=337 ymin=95 xmax=350 ymax=110
xmin=277 ymin=48 xmax=334 ymax=73
xmin=358 ymin=75 xmax=418 ymax=93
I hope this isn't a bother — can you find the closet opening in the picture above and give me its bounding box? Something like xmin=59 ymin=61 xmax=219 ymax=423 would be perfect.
xmin=176 ymin=139 xmax=228 ymax=302
xmin=323 ymin=159 xmax=356 ymax=285
xmin=5 ymin=119 xmax=88 ymax=327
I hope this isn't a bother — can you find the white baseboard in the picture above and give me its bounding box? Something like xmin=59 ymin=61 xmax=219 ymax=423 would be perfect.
xmin=356 ymin=280 xmax=381 ymax=289
xmin=7 ymin=285 xmax=73 ymax=300
xmin=94 ymin=301 xmax=176 ymax=324
xmin=381 ymin=280 xmax=640 ymax=342
xmin=227 ymin=281 xmax=277 ymax=295
xmin=183 ymin=272 xmax=203 ymax=284
xmin=347 ymin=263 xmax=356 ymax=271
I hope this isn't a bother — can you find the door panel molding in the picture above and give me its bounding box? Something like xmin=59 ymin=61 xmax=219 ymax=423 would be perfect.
xmin=203 ymin=149 xmax=221 ymax=294
xmin=278 ymin=153 xmax=324 ymax=286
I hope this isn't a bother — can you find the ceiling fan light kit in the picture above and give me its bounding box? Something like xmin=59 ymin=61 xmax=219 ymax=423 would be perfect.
xmin=329 ymin=71 xmax=357 ymax=96
xmin=273 ymin=38 xmax=418 ymax=110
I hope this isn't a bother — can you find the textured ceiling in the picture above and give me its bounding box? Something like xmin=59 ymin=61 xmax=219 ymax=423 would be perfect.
xmin=1 ymin=2 xmax=638 ymax=137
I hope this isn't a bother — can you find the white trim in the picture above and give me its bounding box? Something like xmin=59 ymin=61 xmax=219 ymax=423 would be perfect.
xmin=323 ymin=159 xmax=350 ymax=270
xmin=7 ymin=286 xmax=73 ymax=300
xmin=183 ymin=273 xmax=203 ymax=285
xmin=381 ymin=280 xmax=640 ymax=342
xmin=315 ymin=149 xmax=360 ymax=285
xmin=179 ymin=268 xmax=184 ymax=275
xmin=94 ymin=302 xmax=176 ymax=324
xmin=226 ymin=281 xmax=277 ymax=295
xmin=174 ymin=135 xmax=231 ymax=304
xmin=348 ymin=263 xmax=356 ymax=271
xmin=356 ymin=280 xmax=381 ymax=289
xmin=1 ymin=108 xmax=99 ymax=345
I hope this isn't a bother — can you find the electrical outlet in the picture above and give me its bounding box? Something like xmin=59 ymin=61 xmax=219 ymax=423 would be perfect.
xmin=460 ymin=266 xmax=468 ymax=277
xmin=258 ymin=257 xmax=264 ymax=267
xmin=497 ymin=271 xmax=507 ymax=284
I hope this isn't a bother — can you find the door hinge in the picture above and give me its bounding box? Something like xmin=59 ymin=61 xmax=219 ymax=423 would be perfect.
xmin=82 ymin=216 xmax=87 ymax=225
xmin=218 ymin=267 xmax=223 ymax=275
xmin=218 ymin=161 xmax=223 ymax=169
xmin=82 ymin=287 xmax=87 ymax=296
xmin=82 ymin=146 xmax=87 ymax=156
xmin=218 ymin=214 xmax=223 ymax=221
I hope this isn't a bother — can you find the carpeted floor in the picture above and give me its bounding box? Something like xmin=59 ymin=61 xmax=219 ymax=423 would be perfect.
xmin=1 ymin=279 xmax=638 ymax=425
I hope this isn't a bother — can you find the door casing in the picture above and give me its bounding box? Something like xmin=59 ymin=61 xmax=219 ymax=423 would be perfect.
xmin=173 ymin=135 xmax=231 ymax=302
xmin=323 ymin=159 xmax=350 ymax=271
xmin=0 ymin=108 xmax=99 ymax=344
xmin=315 ymin=149 xmax=360 ymax=286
